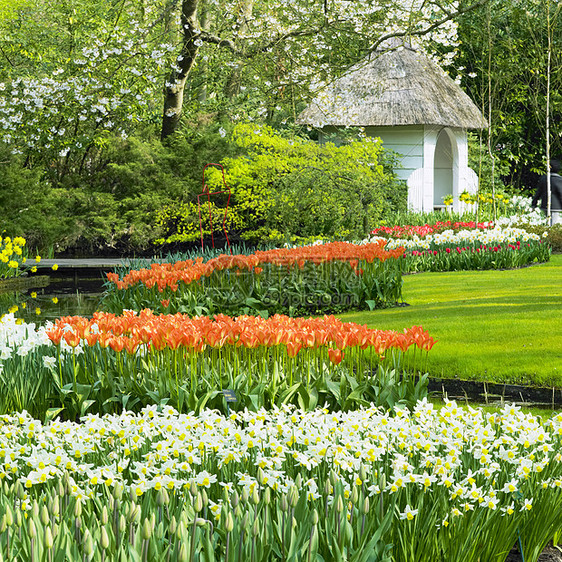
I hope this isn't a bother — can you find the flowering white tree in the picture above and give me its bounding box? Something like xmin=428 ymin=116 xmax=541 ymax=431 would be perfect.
xmin=160 ymin=0 xmax=489 ymax=138
xmin=0 ymin=0 xmax=488 ymax=176
xmin=0 ymin=0 xmax=175 ymax=180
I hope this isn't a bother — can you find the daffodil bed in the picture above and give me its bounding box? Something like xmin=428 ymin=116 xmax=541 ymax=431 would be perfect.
xmin=1 ymin=400 xmax=562 ymax=561
xmin=0 ymin=235 xmax=42 ymax=279
xmin=0 ymin=224 xmax=557 ymax=561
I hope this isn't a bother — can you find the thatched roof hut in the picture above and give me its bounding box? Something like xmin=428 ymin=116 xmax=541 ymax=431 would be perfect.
xmin=298 ymin=45 xmax=487 ymax=130
xmin=298 ymin=45 xmax=487 ymax=213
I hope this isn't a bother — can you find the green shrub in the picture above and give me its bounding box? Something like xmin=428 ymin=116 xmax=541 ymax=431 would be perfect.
xmin=1 ymin=122 xmax=406 ymax=255
xmin=50 ymin=124 xmax=238 ymax=254
xmin=523 ymin=223 xmax=562 ymax=253
xmin=0 ymin=149 xmax=78 ymax=252
xmin=157 ymin=123 xmax=407 ymax=245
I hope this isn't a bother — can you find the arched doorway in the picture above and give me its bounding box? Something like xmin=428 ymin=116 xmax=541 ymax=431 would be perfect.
xmin=433 ymin=129 xmax=458 ymax=209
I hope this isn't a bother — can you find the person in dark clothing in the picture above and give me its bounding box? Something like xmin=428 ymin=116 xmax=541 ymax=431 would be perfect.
xmin=532 ymin=159 xmax=562 ymax=214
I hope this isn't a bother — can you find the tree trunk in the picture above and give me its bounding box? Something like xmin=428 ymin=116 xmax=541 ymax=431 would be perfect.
xmin=546 ymin=0 xmax=552 ymax=221
xmin=161 ymin=0 xmax=200 ymax=141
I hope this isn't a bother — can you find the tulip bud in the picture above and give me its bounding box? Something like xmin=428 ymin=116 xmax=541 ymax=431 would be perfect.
xmin=359 ymin=465 xmax=368 ymax=483
xmin=5 ymin=504 xmax=13 ymax=527
xmin=15 ymin=509 xmax=22 ymax=528
xmin=15 ymin=481 xmax=24 ymax=500
xmin=156 ymin=490 xmax=166 ymax=507
xmin=257 ymin=467 xmax=266 ymax=486
xmin=101 ymin=505 xmax=109 ymax=525
xmin=0 ymin=515 xmax=6 ymax=533
xmin=252 ymin=519 xmax=260 ymax=537
xmin=155 ymin=521 xmax=164 ymax=540
xmin=119 ymin=514 xmax=127 ymax=533
xmin=311 ymin=509 xmax=319 ymax=526
xmin=50 ymin=497 xmax=60 ymax=518
xmin=288 ymin=486 xmax=299 ymax=508
xmin=241 ymin=511 xmax=250 ymax=531
xmin=201 ymin=489 xmax=208 ymax=508
xmin=150 ymin=513 xmax=156 ymax=532
xmin=264 ymin=487 xmax=271 ymax=505
xmin=162 ymin=489 xmax=170 ymax=506
xmin=133 ymin=507 xmax=141 ymax=525
xmin=141 ymin=517 xmax=152 ymax=541
xmin=280 ymin=494 xmax=289 ymax=513
xmin=74 ymin=498 xmax=82 ymax=518
xmin=178 ymin=543 xmax=188 ymax=562
xmin=336 ymin=496 xmax=344 ymax=514
xmin=292 ymin=516 xmax=297 ymax=529
xmin=176 ymin=519 xmax=187 ymax=540
xmin=252 ymin=488 xmax=260 ymax=505
xmin=295 ymin=473 xmax=303 ymax=489
xmin=100 ymin=526 xmax=110 ymax=550
xmin=169 ymin=515 xmax=177 ymax=535
xmin=230 ymin=490 xmax=239 ymax=509
xmin=113 ymin=483 xmax=123 ymax=500
xmin=190 ymin=481 xmax=198 ymax=497
xmin=41 ymin=505 xmax=50 ymax=526
xmin=351 ymin=486 xmax=359 ymax=505
xmin=241 ymin=487 xmax=249 ymax=504
xmin=224 ymin=512 xmax=234 ymax=533
xmin=28 ymin=518 xmax=37 ymax=539
xmin=194 ymin=492 xmax=203 ymax=513
xmin=196 ymin=518 xmax=206 ymax=527
xmin=324 ymin=480 xmax=332 ymax=496
xmin=84 ymin=532 xmax=94 ymax=556
xmin=361 ymin=496 xmax=370 ymax=515
xmin=330 ymin=470 xmax=338 ymax=486
xmin=32 ymin=500 xmax=39 ymax=519
xmin=129 ymin=504 xmax=140 ymax=523
xmin=44 ymin=526 xmax=54 ymax=549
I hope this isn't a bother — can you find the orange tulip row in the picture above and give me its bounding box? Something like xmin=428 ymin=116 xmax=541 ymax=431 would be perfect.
xmin=46 ymin=310 xmax=436 ymax=359
xmin=106 ymin=241 xmax=405 ymax=292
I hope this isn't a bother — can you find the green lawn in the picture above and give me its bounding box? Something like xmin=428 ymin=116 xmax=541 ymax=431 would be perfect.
xmin=340 ymin=254 xmax=562 ymax=387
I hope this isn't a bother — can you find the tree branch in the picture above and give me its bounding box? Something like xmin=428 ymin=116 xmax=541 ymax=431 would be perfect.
xmin=0 ymin=44 xmax=15 ymax=68
xmin=199 ymin=31 xmax=240 ymax=54
xmin=369 ymin=0 xmax=489 ymax=52
xmin=200 ymin=22 xmax=329 ymax=58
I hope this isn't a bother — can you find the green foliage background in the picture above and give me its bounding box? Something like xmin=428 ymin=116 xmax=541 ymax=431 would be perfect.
xmin=0 ymin=124 xmax=405 ymax=254
xmin=157 ymin=124 xmax=406 ymax=246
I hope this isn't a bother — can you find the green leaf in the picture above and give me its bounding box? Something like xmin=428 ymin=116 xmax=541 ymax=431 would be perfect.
xmin=280 ymin=382 xmax=301 ymax=405
xmin=44 ymin=407 xmax=65 ymax=424
xmin=326 ymin=379 xmax=341 ymax=401
xmin=80 ymin=399 xmax=95 ymax=416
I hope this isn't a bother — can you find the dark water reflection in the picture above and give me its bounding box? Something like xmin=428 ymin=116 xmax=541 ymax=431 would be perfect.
xmin=1 ymin=276 xmax=104 ymax=324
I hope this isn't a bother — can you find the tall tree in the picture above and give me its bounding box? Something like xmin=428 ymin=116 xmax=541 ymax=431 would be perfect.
xmin=159 ymin=0 xmax=490 ymax=140
xmin=456 ymin=0 xmax=562 ymax=191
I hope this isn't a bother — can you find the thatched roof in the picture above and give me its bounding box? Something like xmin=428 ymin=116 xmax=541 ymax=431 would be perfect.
xmin=297 ymin=45 xmax=487 ymax=129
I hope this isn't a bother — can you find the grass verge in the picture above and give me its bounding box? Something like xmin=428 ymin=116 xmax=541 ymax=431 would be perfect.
xmin=340 ymin=254 xmax=562 ymax=387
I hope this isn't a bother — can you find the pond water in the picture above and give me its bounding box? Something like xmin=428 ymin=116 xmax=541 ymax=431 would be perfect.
xmin=0 ymin=273 xmax=104 ymax=324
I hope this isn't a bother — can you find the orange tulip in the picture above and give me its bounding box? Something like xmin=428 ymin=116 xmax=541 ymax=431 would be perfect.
xmin=328 ymin=348 xmax=344 ymax=365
